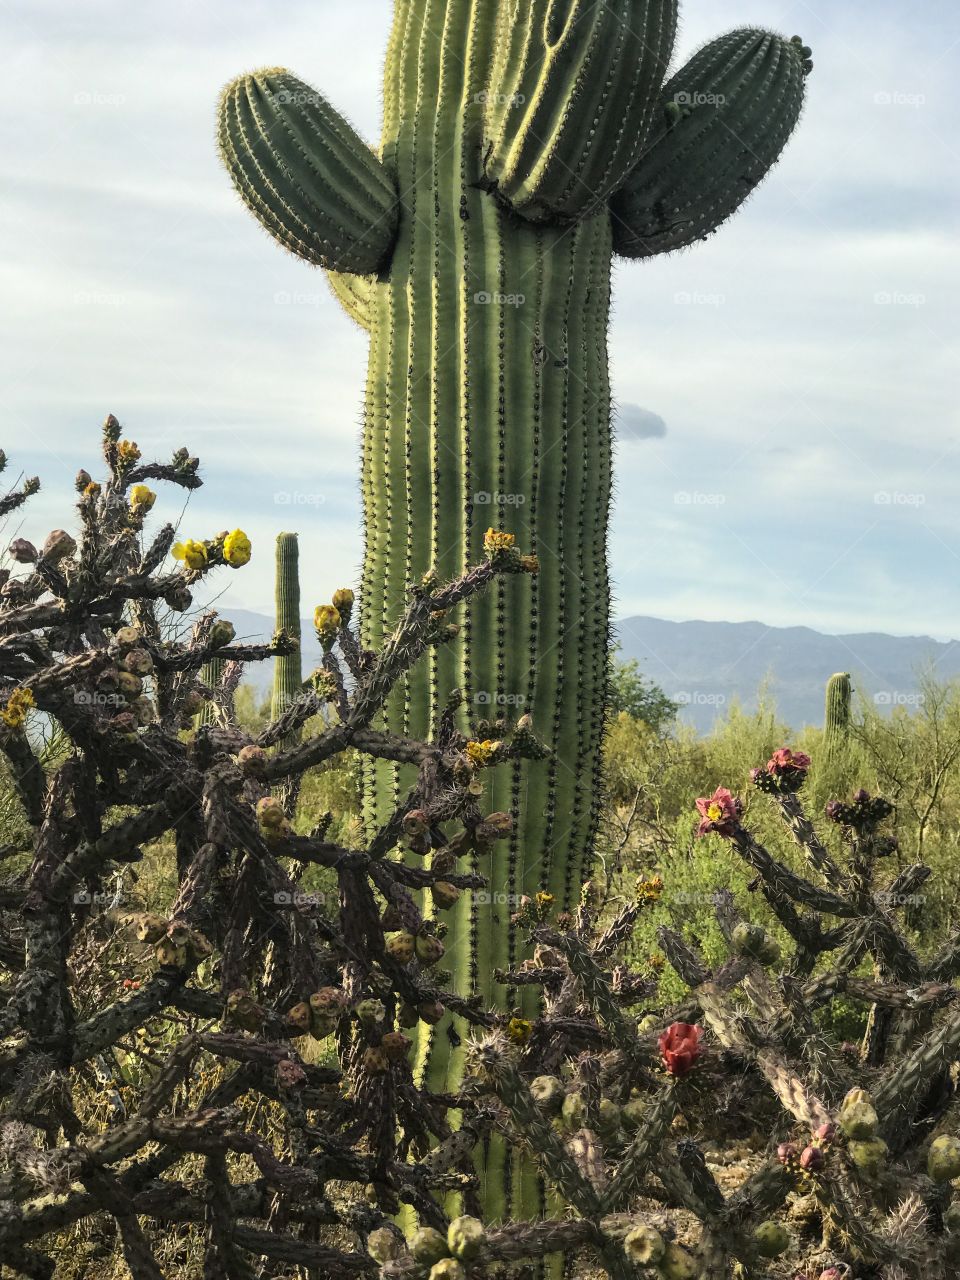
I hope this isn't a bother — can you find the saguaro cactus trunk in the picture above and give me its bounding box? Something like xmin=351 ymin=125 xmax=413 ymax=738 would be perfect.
xmin=271 ymin=532 xmax=303 ymax=731
xmin=824 ymin=670 xmax=853 ymax=757
xmin=218 ymin=0 xmax=809 ymax=1219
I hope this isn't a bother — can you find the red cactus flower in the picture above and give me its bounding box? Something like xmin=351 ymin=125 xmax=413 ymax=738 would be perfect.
xmin=658 ymin=1022 xmax=704 ymax=1077
xmin=695 ymin=787 xmax=742 ymax=838
xmin=767 ymin=747 xmax=811 ymax=776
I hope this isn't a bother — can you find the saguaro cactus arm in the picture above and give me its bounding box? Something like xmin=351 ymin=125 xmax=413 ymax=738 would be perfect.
xmin=611 ymin=30 xmax=810 ymax=258
xmin=217 ymin=69 xmax=399 ymax=275
xmin=482 ymin=0 xmax=678 ymax=223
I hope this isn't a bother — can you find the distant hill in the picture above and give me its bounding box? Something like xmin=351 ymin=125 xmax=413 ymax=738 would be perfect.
xmin=218 ymin=608 xmax=960 ymax=733
xmin=614 ymin=616 xmax=960 ymax=731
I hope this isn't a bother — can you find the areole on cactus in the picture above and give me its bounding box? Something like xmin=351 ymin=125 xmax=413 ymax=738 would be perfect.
xmin=217 ymin=0 xmax=810 ymax=1220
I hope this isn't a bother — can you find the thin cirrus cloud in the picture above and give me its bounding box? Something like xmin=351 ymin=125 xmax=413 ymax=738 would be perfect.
xmin=0 ymin=0 xmax=957 ymax=646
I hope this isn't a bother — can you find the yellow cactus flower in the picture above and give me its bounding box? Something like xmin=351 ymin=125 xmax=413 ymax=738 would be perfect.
xmin=117 ymin=439 xmax=141 ymax=464
xmin=314 ymin=604 xmax=341 ymax=643
xmin=332 ymin=587 xmax=355 ymax=616
xmin=171 ymin=539 xmax=208 ymax=570
xmin=466 ymin=739 xmax=501 ymax=767
xmin=483 ymin=528 xmax=516 ymax=557
xmin=535 ymin=891 xmax=555 ymax=914
xmin=636 ymin=875 xmax=664 ymax=905
xmin=506 ymin=1016 xmax=533 ymax=1046
xmin=0 ymin=687 xmax=35 ymax=730
xmin=129 ymin=484 xmax=156 ymax=511
xmin=223 ymin=529 xmax=251 ymax=567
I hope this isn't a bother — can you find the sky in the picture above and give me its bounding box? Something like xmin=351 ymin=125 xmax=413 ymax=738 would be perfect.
xmin=1 ymin=0 xmax=958 ymax=644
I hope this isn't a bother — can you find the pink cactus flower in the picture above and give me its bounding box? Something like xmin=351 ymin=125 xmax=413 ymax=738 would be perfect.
xmin=695 ymin=787 xmax=742 ymax=838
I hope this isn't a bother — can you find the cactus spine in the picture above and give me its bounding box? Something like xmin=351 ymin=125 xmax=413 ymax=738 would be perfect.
xmin=825 ymin=672 xmax=852 ymax=752
xmin=218 ymin=0 xmax=809 ymax=1218
xmin=271 ymin=532 xmax=303 ymax=735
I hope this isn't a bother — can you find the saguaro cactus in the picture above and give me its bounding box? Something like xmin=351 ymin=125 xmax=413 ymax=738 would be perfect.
xmin=825 ymin=671 xmax=852 ymax=752
xmin=218 ymin=5 xmax=809 ymax=1121
xmin=271 ymin=532 xmax=303 ymax=733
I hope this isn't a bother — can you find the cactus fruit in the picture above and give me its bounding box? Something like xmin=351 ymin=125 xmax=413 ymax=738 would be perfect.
xmin=658 ymin=1241 xmax=700 ymax=1279
xmin=848 ymin=1136 xmax=888 ymax=1176
xmin=928 ymin=1134 xmax=960 ymax=1183
xmin=838 ymin=1087 xmax=879 ymax=1139
xmin=624 ymin=1223 xmax=665 ymax=1265
xmin=447 ymin=1215 xmax=484 ymax=1263
xmin=824 ymin=672 xmax=852 ymax=751
xmin=753 ymin=1220 xmax=790 ymax=1257
xmin=218 ymin=0 xmax=809 ymax=1220
xmin=271 ymin=532 xmax=303 ymax=733
xmin=410 ymin=1226 xmax=449 ymax=1266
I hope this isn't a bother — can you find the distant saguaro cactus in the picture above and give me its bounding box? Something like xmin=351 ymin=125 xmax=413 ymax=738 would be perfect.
xmin=825 ymin=671 xmax=852 ymax=752
xmin=217 ymin=4 xmax=811 ymax=1140
xmin=271 ymin=532 xmax=303 ymax=733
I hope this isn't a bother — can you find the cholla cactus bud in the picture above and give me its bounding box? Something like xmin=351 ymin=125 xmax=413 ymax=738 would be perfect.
xmin=117 ymin=671 xmax=143 ymax=697
xmin=429 ymin=1262 xmax=465 ymax=1280
xmin=418 ymin=1000 xmax=444 ymax=1025
xmin=155 ymin=939 xmax=187 ymax=969
xmin=561 ymin=1091 xmax=586 ymax=1131
xmin=113 ymin=625 xmax=141 ymax=648
xmin=431 ymin=881 xmax=461 ymax=910
xmin=367 ymin=1227 xmax=401 ymax=1264
xmin=310 ymin=987 xmax=345 ymax=1017
xmin=659 ymin=1241 xmax=699 ymax=1279
xmin=799 ymin=1145 xmax=824 ymax=1173
xmin=381 ymin=1031 xmax=411 ymax=1062
xmin=41 ymin=529 xmax=76 ymax=562
xmin=238 ymin=745 xmax=268 ymax=776
xmin=354 ymin=998 xmax=386 ymax=1024
xmin=530 ymin=1075 xmax=565 ymax=1114
xmin=848 ymin=1136 xmax=888 ymax=1176
xmin=753 ymin=1221 xmax=790 ymax=1257
xmin=777 ymin=1141 xmax=800 ymax=1167
xmin=362 ymin=1046 xmax=390 ymax=1074
xmin=928 ymin=1134 xmax=960 ymax=1183
xmin=256 ymin=796 xmax=285 ymax=831
xmin=332 ymin=587 xmax=355 ymax=621
xmin=415 ymin=933 xmax=445 ymax=966
xmin=622 ymin=1097 xmax=648 ymax=1131
xmin=209 ymin=619 xmax=236 ymax=647
xmin=839 ymin=1088 xmax=879 ymax=1139
xmin=815 ymin=1122 xmax=838 ymax=1145
xmin=409 ymin=1226 xmax=448 ymax=1265
xmin=122 ymin=648 xmax=153 ymax=675
xmin=180 ymin=688 xmax=204 ymax=716
xmin=133 ymin=913 xmax=168 ymax=944
xmin=447 ymin=1215 xmax=484 ymax=1262
xmin=385 ymin=931 xmax=415 ymax=965
xmin=8 ymin=538 xmax=37 ymax=563
xmin=624 ymin=1223 xmax=665 ymax=1266
xmin=275 ymin=1058 xmax=306 ymax=1090
xmin=226 ymin=988 xmax=265 ymax=1033
xmin=286 ymin=1001 xmax=312 ymax=1034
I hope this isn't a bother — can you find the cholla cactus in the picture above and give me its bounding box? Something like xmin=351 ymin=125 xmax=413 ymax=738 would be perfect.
xmin=0 ymin=424 xmax=546 ymax=1279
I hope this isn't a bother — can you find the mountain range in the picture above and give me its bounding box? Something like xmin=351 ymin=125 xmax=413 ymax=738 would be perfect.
xmin=217 ymin=609 xmax=960 ymax=733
